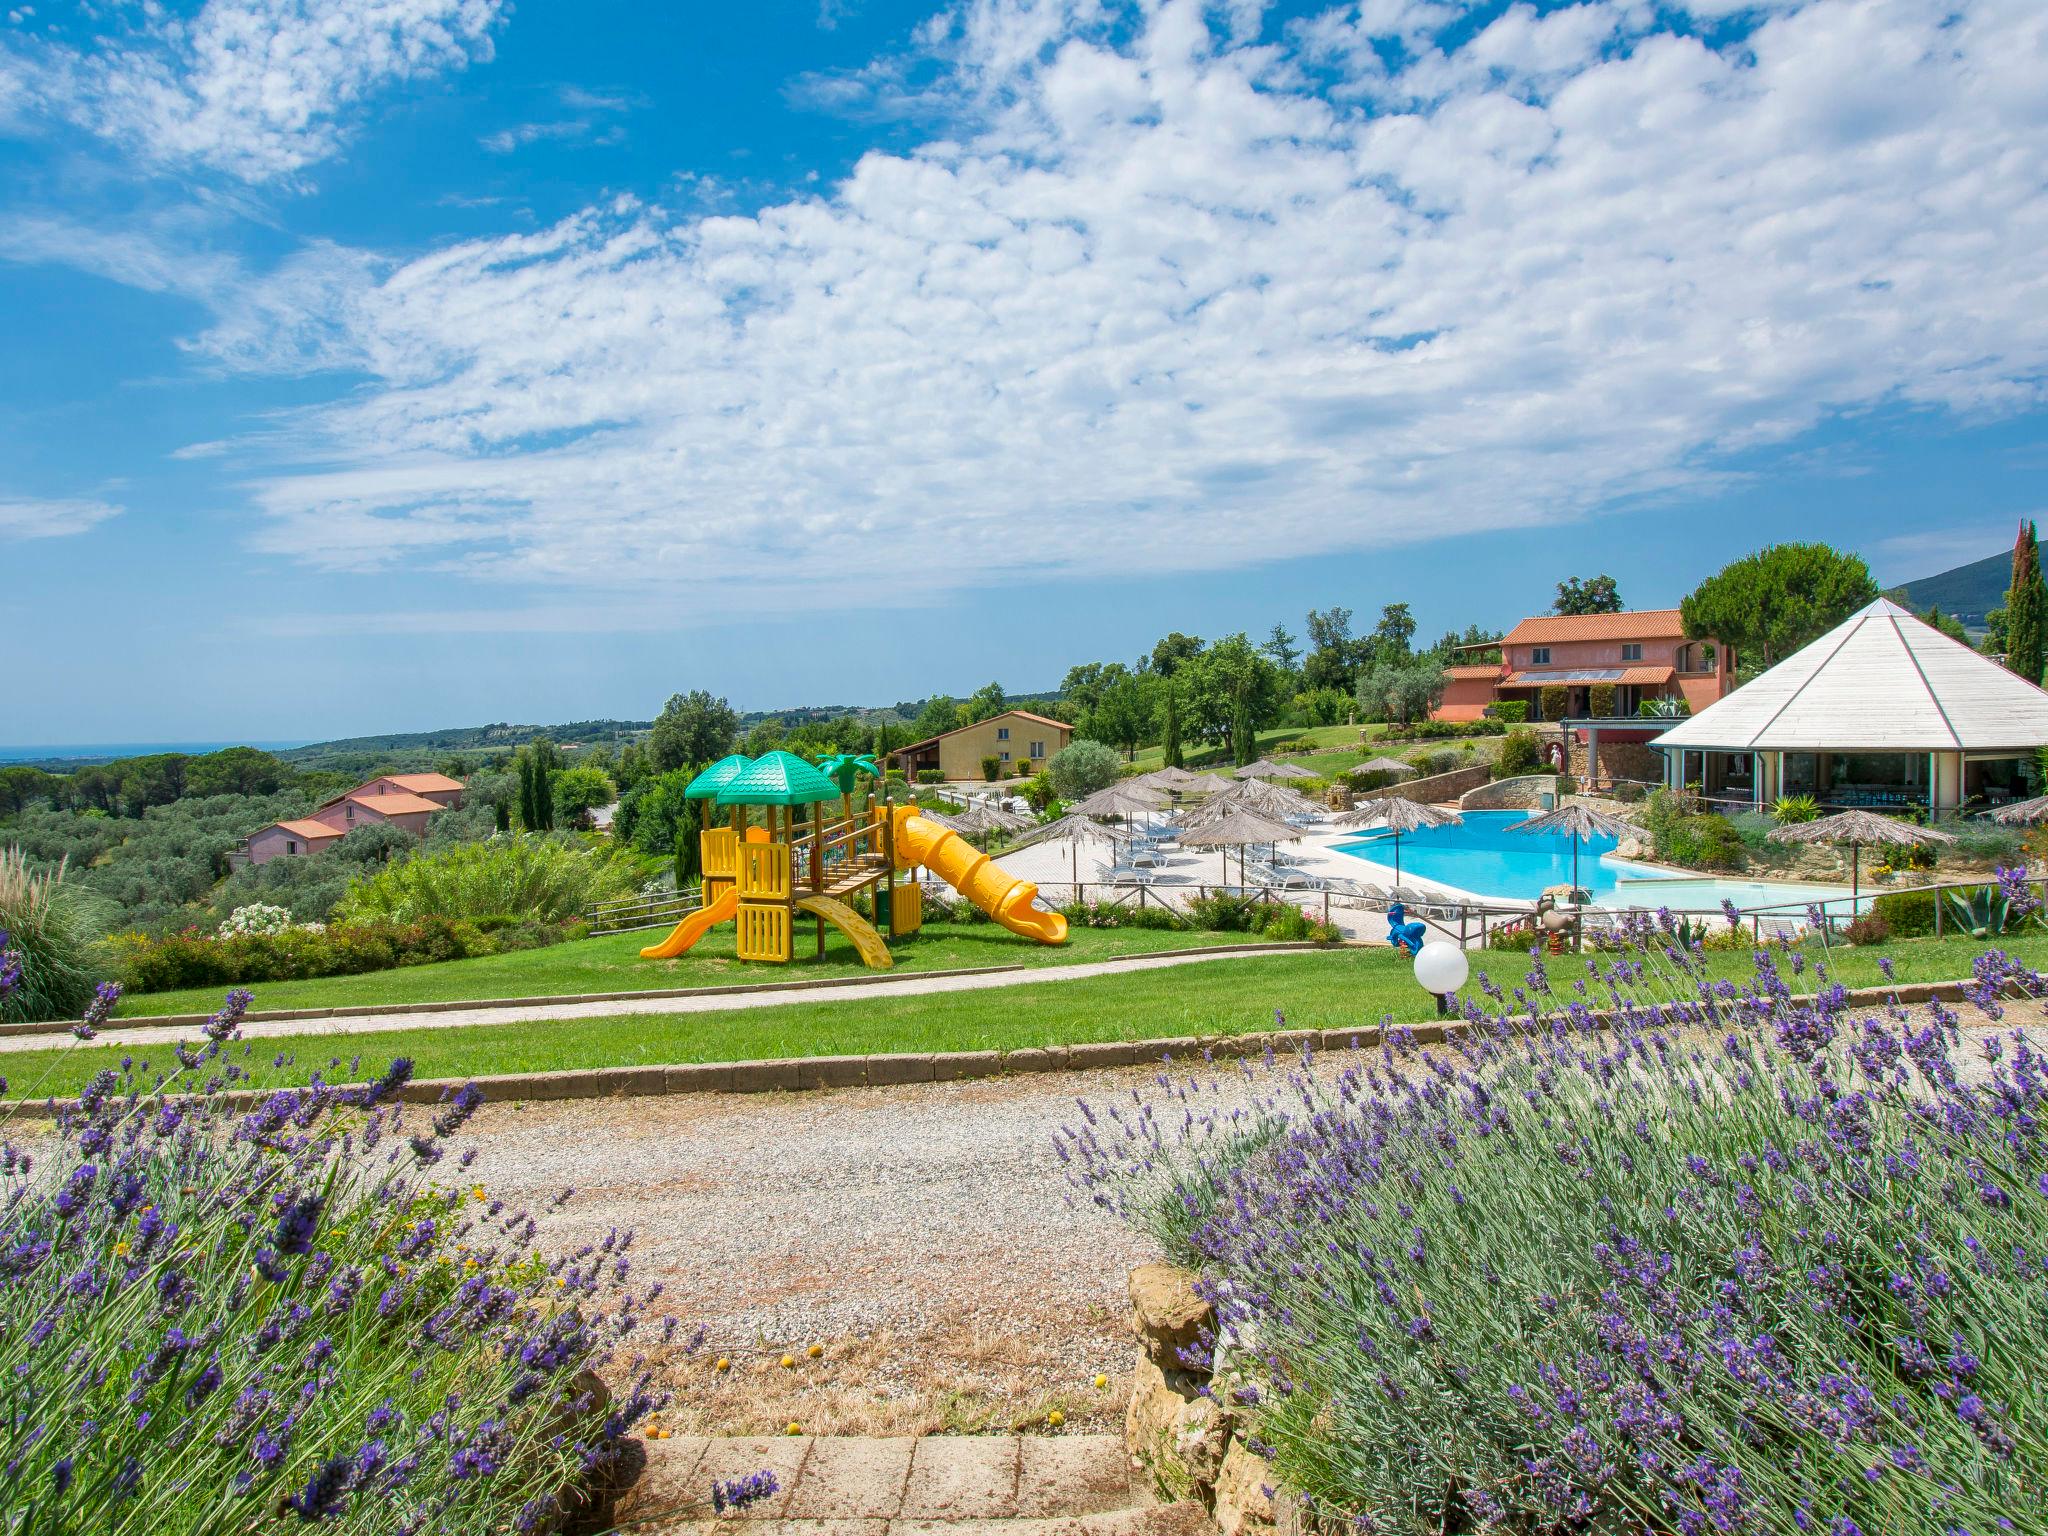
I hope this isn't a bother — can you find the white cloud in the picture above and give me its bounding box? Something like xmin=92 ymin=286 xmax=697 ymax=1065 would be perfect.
xmin=6 ymin=0 xmax=505 ymax=182
xmin=194 ymin=0 xmax=2048 ymax=604
xmin=0 ymin=496 xmax=121 ymax=540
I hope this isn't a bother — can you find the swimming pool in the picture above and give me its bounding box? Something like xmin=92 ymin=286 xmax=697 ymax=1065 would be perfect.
xmin=1328 ymin=809 xmax=1860 ymax=914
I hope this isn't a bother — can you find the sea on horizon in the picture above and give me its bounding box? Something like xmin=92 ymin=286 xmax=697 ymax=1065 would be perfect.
xmin=0 ymin=741 xmax=307 ymax=765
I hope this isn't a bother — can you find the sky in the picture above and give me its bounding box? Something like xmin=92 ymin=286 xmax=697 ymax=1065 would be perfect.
xmin=3 ymin=0 xmax=2046 ymax=745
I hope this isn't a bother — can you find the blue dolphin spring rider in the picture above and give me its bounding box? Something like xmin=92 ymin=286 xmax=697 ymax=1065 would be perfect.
xmin=1385 ymin=902 xmax=1427 ymax=956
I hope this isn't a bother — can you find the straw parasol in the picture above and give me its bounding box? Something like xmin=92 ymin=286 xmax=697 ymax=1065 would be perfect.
xmin=1351 ymin=756 xmax=1417 ymax=780
xmin=1177 ymin=772 xmax=1236 ymax=795
xmin=1336 ymin=797 xmax=1461 ymax=886
xmin=1132 ymin=766 xmax=1203 ymax=791
xmin=1069 ymin=783 xmax=1169 ymax=822
xmin=1179 ymin=806 xmax=1300 ymax=885
xmin=1766 ymin=808 xmax=1955 ymax=905
xmin=1206 ymin=777 xmax=1321 ymax=819
xmin=952 ymin=802 xmax=1034 ymax=838
xmin=1510 ymin=802 xmax=1637 ymax=901
xmin=1989 ymin=795 xmax=2048 ymax=827
xmin=1236 ymin=758 xmax=1316 ymax=780
xmin=1008 ymin=812 xmax=1133 ymax=887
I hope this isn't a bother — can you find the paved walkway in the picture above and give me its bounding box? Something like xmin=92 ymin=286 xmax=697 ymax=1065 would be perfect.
xmin=612 ymin=1434 xmax=1203 ymax=1536
xmin=25 ymin=946 xmax=1317 ymax=1057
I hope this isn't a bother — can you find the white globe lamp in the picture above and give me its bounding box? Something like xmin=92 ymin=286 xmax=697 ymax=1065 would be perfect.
xmin=1414 ymin=941 xmax=1469 ymax=998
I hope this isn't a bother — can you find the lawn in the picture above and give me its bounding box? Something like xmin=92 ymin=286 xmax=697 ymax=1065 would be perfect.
xmin=115 ymin=919 xmax=1288 ymax=1018
xmin=16 ymin=931 xmax=2041 ymax=1102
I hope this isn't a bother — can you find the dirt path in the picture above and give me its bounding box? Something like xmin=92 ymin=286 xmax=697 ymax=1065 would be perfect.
xmin=462 ymin=1056 xmax=1201 ymax=1439
xmin=21 ymin=946 xmax=1316 ymax=1056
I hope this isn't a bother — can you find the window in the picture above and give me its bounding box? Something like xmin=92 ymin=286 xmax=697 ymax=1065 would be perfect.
xmin=286 ymin=839 xmax=298 ymax=855
xmin=345 ymin=805 xmax=354 ymax=822
xmin=1530 ymin=646 xmax=1551 ymax=665
xmin=996 ymin=725 xmax=1009 ymax=740
xmin=999 ymin=750 xmax=1011 ymax=762
xmin=1620 ymin=643 xmax=1642 ymax=662
xmin=1029 ymin=740 xmax=1046 ymax=760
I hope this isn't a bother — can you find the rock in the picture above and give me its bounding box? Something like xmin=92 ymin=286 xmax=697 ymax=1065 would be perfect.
xmin=1617 ymin=836 xmax=1644 ymax=859
xmin=1129 ymin=1262 xmax=1211 ymax=1367
xmin=1211 ymin=1441 xmax=1276 ymax=1536
xmin=1126 ymin=1352 xmax=1225 ymax=1500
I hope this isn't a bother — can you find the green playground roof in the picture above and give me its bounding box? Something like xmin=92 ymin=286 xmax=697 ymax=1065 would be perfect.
xmin=817 ymin=752 xmax=880 ymax=793
xmin=714 ymin=750 xmax=841 ymax=807
xmin=683 ymin=754 xmax=753 ymax=801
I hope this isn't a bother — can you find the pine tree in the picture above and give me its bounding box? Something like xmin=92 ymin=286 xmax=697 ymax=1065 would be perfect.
xmin=2006 ymin=521 xmax=2046 ymax=685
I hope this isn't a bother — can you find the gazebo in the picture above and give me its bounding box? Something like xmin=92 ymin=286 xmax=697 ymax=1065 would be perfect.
xmin=1653 ymin=598 xmax=2048 ymax=814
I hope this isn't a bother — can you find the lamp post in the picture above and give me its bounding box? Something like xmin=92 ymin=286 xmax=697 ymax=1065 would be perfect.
xmin=1414 ymin=940 xmax=1469 ymax=1019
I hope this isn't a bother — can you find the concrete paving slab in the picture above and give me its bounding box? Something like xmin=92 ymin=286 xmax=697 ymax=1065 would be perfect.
xmin=898 ymin=1435 xmax=1021 ymax=1521
xmin=1014 ymin=1436 xmax=1136 ymax=1519
xmin=689 ymin=1435 xmax=816 ymax=1518
xmin=782 ymin=1436 xmax=915 ymax=1520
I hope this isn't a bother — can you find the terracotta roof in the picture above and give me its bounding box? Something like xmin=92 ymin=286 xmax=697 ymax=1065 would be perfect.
xmin=1502 ymin=665 xmax=1676 ymax=687
xmin=382 ymin=772 xmax=464 ymax=793
xmin=892 ymin=709 xmax=1075 ymax=755
xmin=273 ymin=819 xmax=344 ymax=840
xmin=1501 ymin=609 xmax=1689 ymax=646
xmin=346 ymin=792 xmax=444 ymax=817
xmin=1443 ymin=664 xmax=1503 ymax=680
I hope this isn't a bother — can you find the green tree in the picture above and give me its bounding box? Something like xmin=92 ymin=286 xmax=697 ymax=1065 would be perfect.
xmin=1046 ymin=740 xmax=1121 ymax=801
xmin=647 ymin=690 xmax=739 ymax=773
xmin=963 ymin=681 xmax=1007 ymax=724
xmin=1554 ymin=574 xmax=1624 ymax=615
xmin=1261 ymin=623 xmax=1301 ymax=673
xmin=742 ymin=719 xmax=786 ymax=758
xmin=1185 ymin=634 xmax=1283 ymax=765
xmin=1368 ymin=603 xmax=1416 ymax=666
xmin=1090 ymin=674 xmax=1152 ymax=760
xmin=517 ymin=755 xmax=538 ymax=831
xmin=1917 ymin=606 xmax=1970 ymax=645
xmin=185 ymin=746 xmax=288 ymax=797
xmin=910 ymin=694 xmax=962 ymax=741
xmin=1680 ymin=543 xmax=1879 ymax=671
xmin=551 ymin=765 xmax=617 ymax=829
xmin=2005 ymin=522 xmax=2046 ymax=685
xmin=1149 ymin=632 xmax=1203 ymax=769
xmin=1356 ymin=658 xmax=1448 ymax=726
xmin=1302 ymin=607 xmax=1359 ymax=693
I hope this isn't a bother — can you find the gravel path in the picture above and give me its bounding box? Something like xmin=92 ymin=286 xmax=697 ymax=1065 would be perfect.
xmin=7 ymin=947 xmax=1311 ymax=1057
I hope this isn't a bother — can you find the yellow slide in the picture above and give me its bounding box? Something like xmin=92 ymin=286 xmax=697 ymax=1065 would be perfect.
xmin=637 ymin=886 xmax=740 ymax=959
xmin=792 ymin=895 xmax=895 ymax=970
xmin=892 ymin=810 xmax=1067 ymax=944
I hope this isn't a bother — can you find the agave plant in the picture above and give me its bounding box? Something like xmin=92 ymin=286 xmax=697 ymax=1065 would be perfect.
xmin=1771 ymin=793 xmax=1820 ymax=824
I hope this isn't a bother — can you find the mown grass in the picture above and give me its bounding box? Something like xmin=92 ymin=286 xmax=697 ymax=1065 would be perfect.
xmin=14 ymin=931 xmax=2042 ymax=1102
xmin=115 ymin=919 xmax=1286 ymax=1018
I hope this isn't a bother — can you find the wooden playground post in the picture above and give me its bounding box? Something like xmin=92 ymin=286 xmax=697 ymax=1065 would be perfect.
xmin=809 ymin=801 xmax=826 ymax=956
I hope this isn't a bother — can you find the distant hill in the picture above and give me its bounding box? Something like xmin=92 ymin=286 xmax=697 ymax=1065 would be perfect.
xmin=1888 ymin=549 xmax=2010 ymax=633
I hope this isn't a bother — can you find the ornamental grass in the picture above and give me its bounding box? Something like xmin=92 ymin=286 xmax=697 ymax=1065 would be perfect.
xmin=0 ymin=936 xmax=672 ymax=1533
xmin=1063 ymin=914 xmax=2048 ymax=1536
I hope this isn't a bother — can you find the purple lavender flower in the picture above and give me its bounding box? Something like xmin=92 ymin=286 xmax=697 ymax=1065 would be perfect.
xmin=712 ymin=1469 xmax=780 ymax=1513
xmin=74 ymin=980 xmax=122 ymax=1040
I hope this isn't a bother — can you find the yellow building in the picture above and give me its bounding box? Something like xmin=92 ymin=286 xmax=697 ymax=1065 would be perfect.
xmin=891 ymin=709 xmax=1074 ymax=781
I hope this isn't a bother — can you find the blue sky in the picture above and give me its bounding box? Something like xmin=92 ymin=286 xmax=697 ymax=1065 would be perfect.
xmin=3 ymin=0 xmax=2045 ymax=744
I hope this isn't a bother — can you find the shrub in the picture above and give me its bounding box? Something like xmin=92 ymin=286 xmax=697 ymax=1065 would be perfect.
xmin=1538 ymin=683 xmax=1568 ymax=720
xmin=1496 ymin=728 xmax=1542 ymax=777
xmin=1657 ymin=811 xmax=1747 ymax=871
xmin=0 ymin=848 xmax=104 ymax=1023
xmin=336 ymin=835 xmax=639 ymax=925
xmin=114 ymin=916 xmax=571 ymax=994
xmin=0 ymin=977 xmax=667 ymax=1530
xmin=1773 ymin=793 xmax=1821 ymax=824
xmin=1587 ymin=681 xmax=1617 ymax=717
xmin=1018 ymin=774 xmax=1061 ymax=813
xmin=916 ymin=769 xmax=945 ymax=784
xmin=217 ymin=901 xmax=297 ymax=937
xmin=1065 ymin=921 xmax=2048 ymax=1536
xmin=1185 ymin=891 xmax=1265 ymax=932
xmin=1487 ymin=700 xmax=1528 ymax=723
xmin=980 ymin=755 xmax=1002 ymax=782
xmin=1046 ymin=740 xmax=1121 ymax=801
xmin=1843 ymin=912 xmax=1891 ymax=944
xmin=1058 ymin=900 xmax=1186 ymax=931
xmin=1872 ymin=886 xmax=1937 ymax=937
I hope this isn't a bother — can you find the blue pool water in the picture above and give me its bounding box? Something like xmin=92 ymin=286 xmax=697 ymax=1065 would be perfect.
xmin=1330 ymin=810 xmax=1859 ymax=915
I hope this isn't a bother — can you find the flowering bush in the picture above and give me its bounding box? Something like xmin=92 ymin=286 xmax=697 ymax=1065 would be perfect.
xmin=0 ymin=962 xmax=674 ymax=1531
xmin=113 ymin=916 xmax=578 ymax=995
xmin=216 ymin=902 xmax=297 ymax=938
xmin=1064 ymin=915 xmax=2048 ymax=1536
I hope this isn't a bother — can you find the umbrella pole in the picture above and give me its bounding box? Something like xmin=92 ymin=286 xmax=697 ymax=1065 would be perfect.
xmin=1851 ymin=843 xmax=1859 ymax=911
xmin=1394 ymin=834 xmax=1402 ymax=887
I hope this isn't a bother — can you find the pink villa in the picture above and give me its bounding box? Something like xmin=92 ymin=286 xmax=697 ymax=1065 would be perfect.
xmin=243 ymin=772 xmax=466 ymax=866
xmin=1435 ymin=609 xmax=1734 ymax=724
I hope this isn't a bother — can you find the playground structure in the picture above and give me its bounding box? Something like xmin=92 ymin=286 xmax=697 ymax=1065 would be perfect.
xmin=639 ymin=751 xmax=1067 ymax=969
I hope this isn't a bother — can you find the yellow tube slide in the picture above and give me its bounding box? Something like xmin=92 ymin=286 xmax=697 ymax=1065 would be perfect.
xmin=637 ymin=886 xmax=740 ymax=959
xmin=891 ymin=810 xmax=1067 ymax=944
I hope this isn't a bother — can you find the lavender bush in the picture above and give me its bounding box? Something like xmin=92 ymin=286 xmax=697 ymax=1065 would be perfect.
xmin=1063 ymin=914 xmax=2048 ymax=1535
xmin=0 ymin=934 xmax=670 ymax=1533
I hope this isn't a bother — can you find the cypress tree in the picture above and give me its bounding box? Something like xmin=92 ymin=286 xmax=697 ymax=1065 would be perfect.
xmin=533 ymin=755 xmax=554 ymax=831
xmin=2007 ymin=521 xmax=2046 ymax=685
xmin=1161 ymin=685 xmax=1183 ymax=769
xmin=517 ymin=754 xmax=537 ymax=831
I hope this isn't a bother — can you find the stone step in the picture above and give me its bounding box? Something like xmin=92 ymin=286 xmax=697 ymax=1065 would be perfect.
xmin=613 ymin=1434 xmax=1204 ymax=1536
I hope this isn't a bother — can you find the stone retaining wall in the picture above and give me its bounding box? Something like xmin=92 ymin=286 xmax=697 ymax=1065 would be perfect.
xmin=1380 ymin=763 xmax=1490 ymax=805
xmin=1459 ymin=773 xmax=1561 ymax=810
xmin=1125 ymin=1262 xmax=1289 ymax=1536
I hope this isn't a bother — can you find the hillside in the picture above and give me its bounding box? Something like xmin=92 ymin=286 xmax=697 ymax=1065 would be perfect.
xmin=1888 ymin=548 xmax=2009 ymax=631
